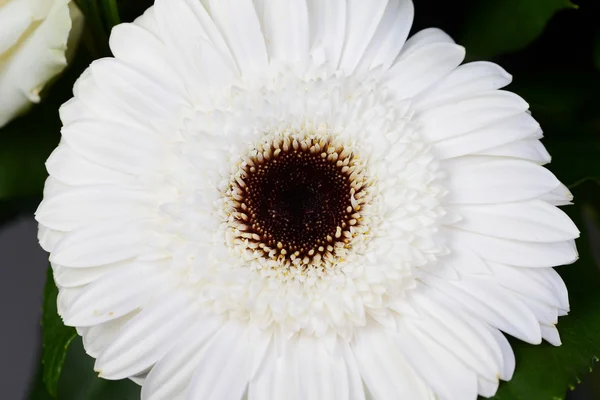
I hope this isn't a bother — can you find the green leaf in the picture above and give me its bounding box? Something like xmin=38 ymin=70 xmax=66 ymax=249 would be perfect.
xmin=56 ymin=338 xmax=141 ymax=400
xmin=30 ymin=337 xmax=141 ymax=400
xmin=75 ymin=0 xmax=122 ymax=57
xmin=460 ymin=0 xmax=577 ymax=59
xmin=31 ymin=271 xmax=140 ymax=400
xmin=41 ymin=268 xmax=76 ymax=397
xmin=100 ymin=0 xmax=121 ymax=31
xmin=489 ymin=183 xmax=600 ymax=399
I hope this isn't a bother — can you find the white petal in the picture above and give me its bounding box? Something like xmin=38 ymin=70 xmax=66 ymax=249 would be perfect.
xmin=154 ymin=0 xmax=238 ymax=96
xmin=441 ymin=245 xmax=491 ymax=275
xmin=207 ymin=0 xmax=269 ymax=75
xmin=61 ymin=119 xmax=164 ymax=176
xmin=478 ymin=377 xmax=500 ymax=399
xmin=62 ymin=261 xmax=172 ymax=326
xmin=352 ymin=323 xmax=434 ymax=400
xmin=50 ymin=220 xmax=150 ymax=268
xmin=409 ymin=289 xmax=504 ymax=381
xmin=445 ymin=157 xmax=562 ymax=204
xmin=425 ymin=274 xmax=542 ymax=344
xmin=414 ymin=61 xmax=512 ymax=109
xmin=109 ymin=23 xmax=187 ymax=96
xmin=79 ymin=312 xmax=138 ymax=358
xmin=541 ymin=324 xmax=562 ymax=346
xmin=247 ymin=338 xmax=298 ymax=400
xmin=388 ymin=43 xmax=465 ymax=100
xmin=53 ymin=263 xmax=118 ymax=288
xmin=416 ymin=91 xmax=529 ymax=142
xmin=476 ymin=138 xmax=552 ymax=164
xmin=43 ymin=176 xmax=69 ymax=198
xmin=355 ymin=0 xmax=414 ymax=72
xmin=187 ymin=322 xmax=271 ymax=400
xmin=393 ymin=319 xmax=478 ymax=400
xmin=141 ymin=317 xmax=224 ymax=400
xmin=533 ymin=267 xmax=570 ymax=311
xmin=306 ymin=0 xmax=346 ymax=68
xmin=132 ymin=6 xmax=160 ymax=34
xmin=487 ymin=327 xmax=515 ymax=380
xmin=46 ymin=143 xmax=134 ymax=186
xmin=450 ymin=200 xmax=579 ymax=242
xmin=397 ymin=27 xmax=454 ymax=56
xmin=539 ymin=183 xmax=574 ymax=206
xmin=255 ymin=0 xmax=310 ymax=67
xmin=95 ymin=291 xmax=200 ymax=379
xmin=59 ymin=97 xmax=96 ymax=124
xmin=490 ymin=262 xmax=567 ymax=310
xmin=89 ymin=59 xmax=188 ymax=133
xmin=516 ymin=294 xmax=558 ymax=326
xmin=36 ymin=186 xmax=155 ymax=231
xmin=433 ymin=113 xmax=541 ymax=159
xmin=338 ymin=0 xmax=388 ymax=73
xmin=450 ymin=228 xmax=578 ymax=267
xmin=38 ymin=225 xmax=64 ymax=252
xmin=72 ymin=69 xmax=149 ymax=130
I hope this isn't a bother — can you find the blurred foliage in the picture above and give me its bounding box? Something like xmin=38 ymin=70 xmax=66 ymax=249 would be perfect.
xmin=74 ymin=0 xmax=121 ymax=57
xmin=31 ymin=336 xmax=141 ymax=400
xmin=40 ymin=268 xmax=76 ymax=398
xmin=460 ymin=0 xmax=578 ymax=60
xmin=4 ymin=0 xmax=598 ymax=399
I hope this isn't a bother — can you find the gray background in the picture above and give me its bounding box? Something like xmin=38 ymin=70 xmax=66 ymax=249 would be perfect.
xmin=0 ymin=216 xmax=48 ymax=400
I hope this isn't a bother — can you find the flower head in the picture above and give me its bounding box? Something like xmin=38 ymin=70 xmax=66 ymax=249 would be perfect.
xmin=0 ymin=0 xmax=83 ymax=127
xmin=37 ymin=1 xmax=579 ymax=399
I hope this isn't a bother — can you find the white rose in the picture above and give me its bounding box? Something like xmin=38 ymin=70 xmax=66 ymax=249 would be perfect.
xmin=0 ymin=0 xmax=83 ymax=128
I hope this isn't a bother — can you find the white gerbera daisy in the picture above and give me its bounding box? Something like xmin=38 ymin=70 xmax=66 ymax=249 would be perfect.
xmin=36 ymin=0 xmax=580 ymax=399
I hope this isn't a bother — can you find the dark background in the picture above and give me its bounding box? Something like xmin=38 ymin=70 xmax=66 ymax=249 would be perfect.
xmin=0 ymin=0 xmax=599 ymax=399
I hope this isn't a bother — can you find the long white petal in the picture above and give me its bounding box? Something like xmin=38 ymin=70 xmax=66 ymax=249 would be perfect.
xmin=444 ymin=157 xmax=562 ymax=204
xmin=207 ymin=0 xmax=269 ymax=75
xmin=388 ymin=43 xmax=465 ymax=100
xmin=449 ymin=200 xmax=579 ymax=242
xmin=36 ymin=186 xmax=155 ymax=231
xmin=355 ymin=0 xmax=414 ymax=72
xmin=255 ymin=0 xmax=310 ymax=67
xmin=393 ymin=319 xmax=478 ymax=400
xmin=476 ymin=138 xmax=552 ymax=164
xmin=414 ymin=61 xmax=512 ymax=109
xmin=417 ymin=91 xmax=529 ymax=142
xmin=352 ymin=323 xmax=435 ymax=400
xmin=187 ymin=322 xmax=271 ymax=399
xmin=154 ymin=0 xmax=238 ymax=97
xmin=62 ymin=261 xmax=172 ymax=326
xmin=306 ymin=0 xmax=346 ymax=68
xmin=95 ymin=291 xmax=200 ymax=379
xmin=46 ymin=143 xmax=134 ymax=186
xmin=141 ymin=317 xmax=224 ymax=400
xmin=449 ymin=228 xmax=578 ymax=267
xmin=433 ymin=113 xmax=540 ymax=159
xmin=61 ymin=119 xmax=164 ymax=176
xmin=50 ymin=220 xmax=150 ymax=268
xmin=338 ymin=0 xmax=389 ymax=73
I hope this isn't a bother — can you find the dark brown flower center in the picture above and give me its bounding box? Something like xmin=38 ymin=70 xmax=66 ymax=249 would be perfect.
xmin=230 ymin=138 xmax=367 ymax=265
